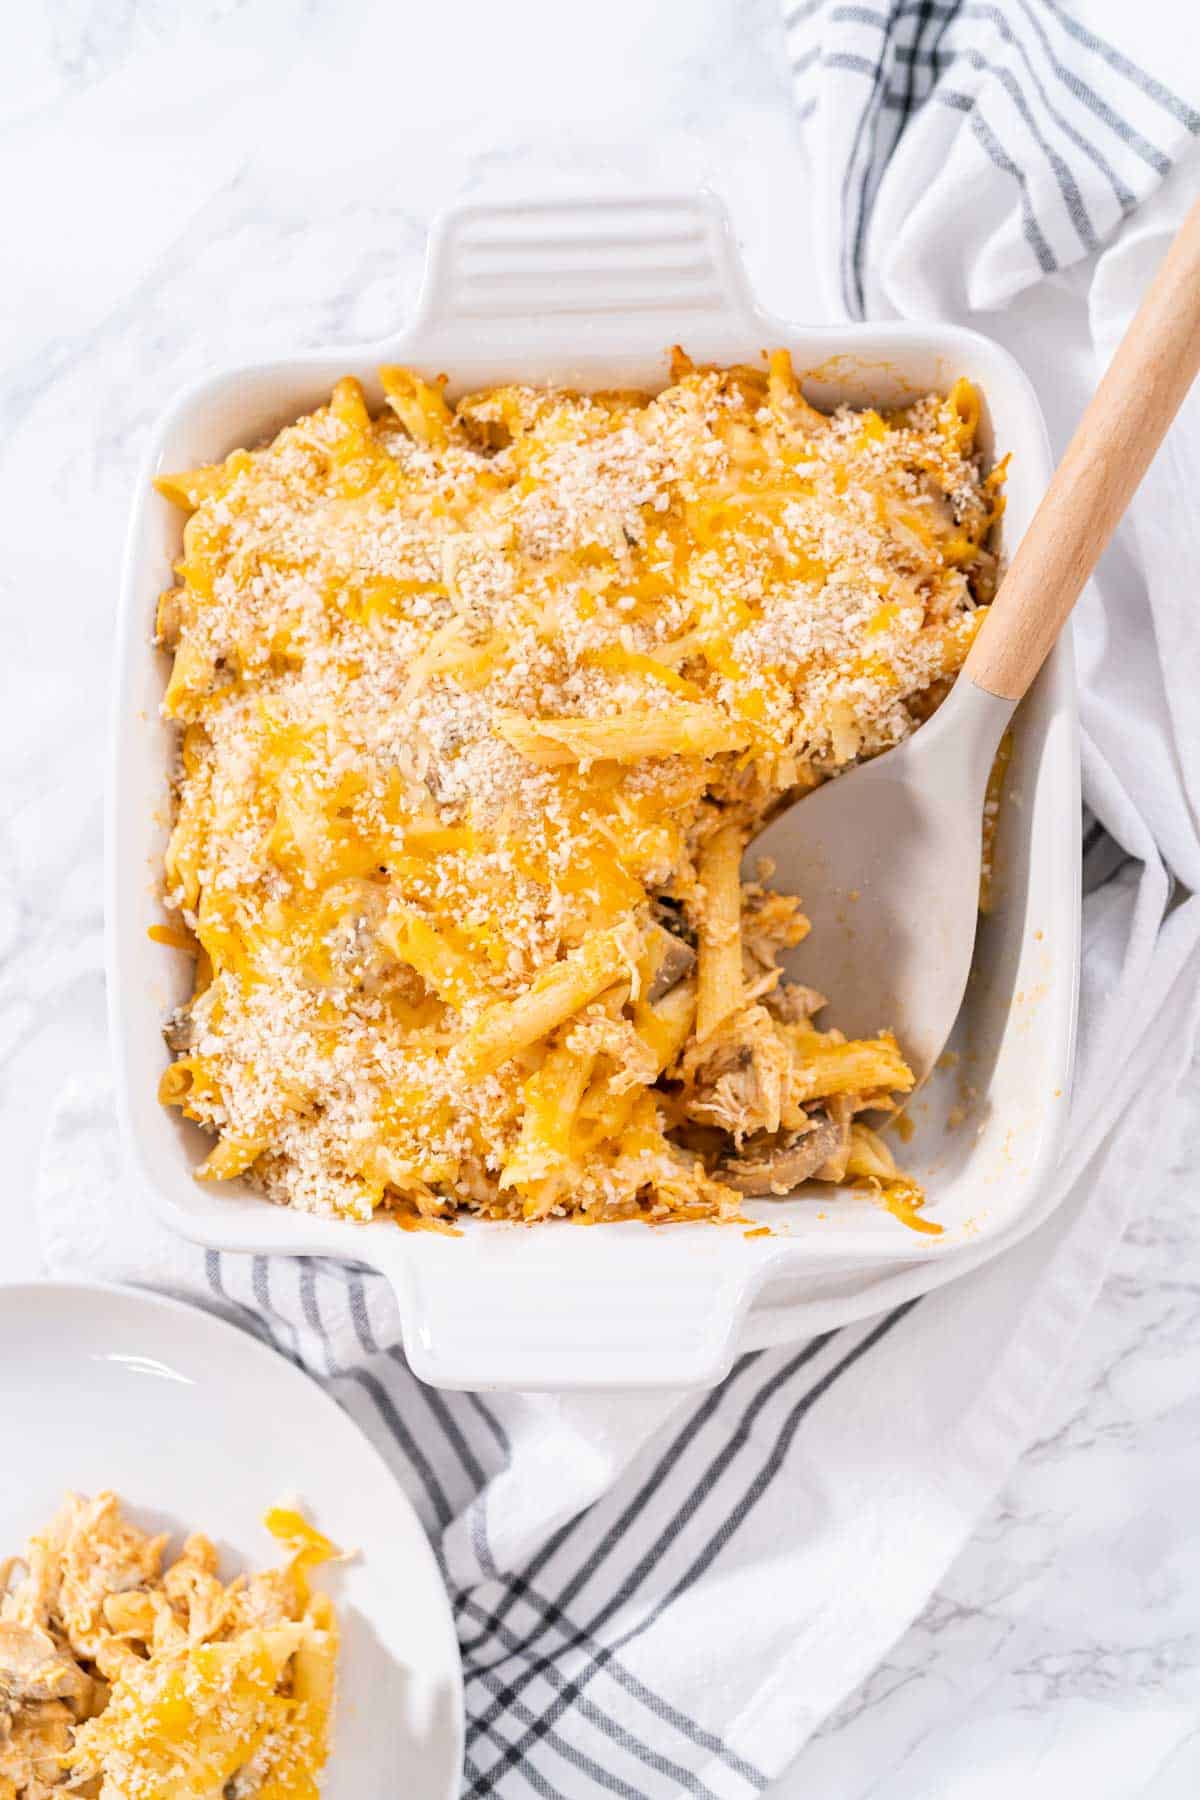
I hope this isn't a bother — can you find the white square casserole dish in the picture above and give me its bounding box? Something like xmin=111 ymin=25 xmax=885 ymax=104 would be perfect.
xmin=108 ymin=195 xmax=1079 ymax=1391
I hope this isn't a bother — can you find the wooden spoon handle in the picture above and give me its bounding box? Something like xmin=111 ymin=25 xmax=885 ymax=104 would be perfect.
xmin=965 ymin=194 xmax=1200 ymax=703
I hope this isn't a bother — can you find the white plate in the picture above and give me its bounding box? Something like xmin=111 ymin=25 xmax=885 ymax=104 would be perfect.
xmin=0 ymin=1280 xmax=464 ymax=1798
xmin=110 ymin=192 xmax=1079 ymax=1391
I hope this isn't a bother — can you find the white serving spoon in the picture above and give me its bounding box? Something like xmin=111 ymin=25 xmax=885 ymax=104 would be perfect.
xmin=750 ymin=195 xmax=1200 ymax=1086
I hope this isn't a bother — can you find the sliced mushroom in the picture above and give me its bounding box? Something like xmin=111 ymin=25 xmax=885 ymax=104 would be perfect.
xmin=719 ymin=1114 xmax=844 ymax=1195
xmin=162 ymin=1007 xmax=196 ymax=1053
xmin=644 ymin=924 xmax=697 ymax=1002
xmin=766 ymin=982 xmax=827 ymax=1025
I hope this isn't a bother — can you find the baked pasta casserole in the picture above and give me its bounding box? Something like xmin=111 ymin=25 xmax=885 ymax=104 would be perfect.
xmin=154 ymin=349 xmax=1003 ymax=1226
xmin=0 ymin=1493 xmax=338 ymax=1797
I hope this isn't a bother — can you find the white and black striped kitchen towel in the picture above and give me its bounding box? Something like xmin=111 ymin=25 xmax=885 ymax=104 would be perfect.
xmin=784 ymin=0 xmax=1199 ymax=320
xmin=40 ymin=4 xmax=1200 ymax=1794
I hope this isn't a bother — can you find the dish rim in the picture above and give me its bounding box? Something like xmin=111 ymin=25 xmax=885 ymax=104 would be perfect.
xmin=106 ymin=192 xmax=1081 ymax=1390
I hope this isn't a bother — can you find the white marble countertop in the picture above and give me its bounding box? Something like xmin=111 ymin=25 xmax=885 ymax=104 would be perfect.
xmin=5 ymin=2 xmax=1199 ymax=1793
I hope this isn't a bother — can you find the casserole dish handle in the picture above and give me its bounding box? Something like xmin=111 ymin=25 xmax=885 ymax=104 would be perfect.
xmin=380 ymin=1230 xmax=763 ymax=1391
xmin=406 ymin=193 xmax=763 ymax=360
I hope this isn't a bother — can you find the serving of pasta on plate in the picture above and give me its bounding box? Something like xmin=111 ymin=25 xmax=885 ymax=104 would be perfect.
xmin=0 ymin=1493 xmax=338 ymax=1798
xmin=153 ymin=348 xmax=1002 ymax=1229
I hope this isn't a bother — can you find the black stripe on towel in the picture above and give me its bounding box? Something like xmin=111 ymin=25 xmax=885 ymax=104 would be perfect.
xmin=465 ymin=1304 xmax=919 ymax=1796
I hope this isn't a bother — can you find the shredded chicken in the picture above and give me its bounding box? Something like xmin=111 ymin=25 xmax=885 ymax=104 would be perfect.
xmin=680 ymin=1004 xmax=791 ymax=1142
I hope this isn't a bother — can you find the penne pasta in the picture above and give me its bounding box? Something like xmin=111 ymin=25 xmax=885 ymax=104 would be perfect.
xmin=195 ymin=1132 xmax=267 ymax=1181
xmin=496 ymin=706 xmax=749 ymax=767
xmin=787 ymin=1033 xmax=915 ymax=1106
xmin=461 ymin=925 xmax=637 ymax=1078
xmin=501 ymin=1038 xmax=597 ymax=1215
xmin=695 ymin=824 xmax=745 ymax=1043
